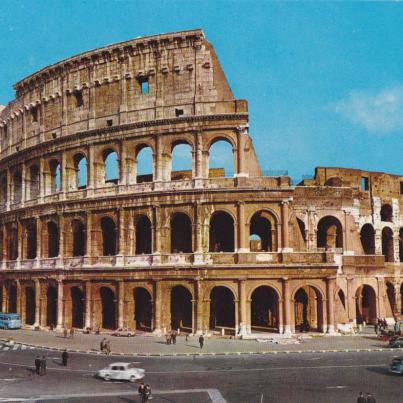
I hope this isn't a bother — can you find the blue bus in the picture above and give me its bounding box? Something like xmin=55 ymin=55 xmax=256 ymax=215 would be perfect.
xmin=0 ymin=313 xmax=21 ymax=329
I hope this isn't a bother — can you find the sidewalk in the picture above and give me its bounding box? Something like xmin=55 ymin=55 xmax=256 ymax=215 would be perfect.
xmin=0 ymin=327 xmax=400 ymax=357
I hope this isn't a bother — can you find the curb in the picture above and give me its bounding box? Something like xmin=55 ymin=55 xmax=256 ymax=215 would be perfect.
xmin=2 ymin=339 xmax=403 ymax=358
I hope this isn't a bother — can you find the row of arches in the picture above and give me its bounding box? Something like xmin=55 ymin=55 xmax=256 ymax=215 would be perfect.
xmin=2 ymin=139 xmax=236 ymax=205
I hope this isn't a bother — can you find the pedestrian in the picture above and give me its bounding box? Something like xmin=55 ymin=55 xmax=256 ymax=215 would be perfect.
xmin=40 ymin=356 xmax=46 ymax=376
xmin=374 ymin=323 xmax=378 ymax=335
xmin=357 ymin=391 xmax=366 ymax=403
xmin=143 ymin=383 xmax=152 ymax=403
xmin=185 ymin=334 xmax=189 ymax=342
xmin=34 ymin=356 xmax=41 ymax=375
xmin=63 ymin=327 xmax=68 ymax=338
xmin=105 ymin=340 xmax=111 ymax=355
xmin=100 ymin=337 xmax=106 ymax=353
xmin=199 ymin=334 xmax=204 ymax=349
xmin=61 ymin=350 xmax=68 ymax=366
xmin=366 ymin=392 xmax=377 ymax=403
xmin=166 ymin=334 xmax=171 ymax=345
xmin=70 ymin=328 xmax=74 ymax=339
xmin=172 ymin=330 xmax=177 ymax=345
xmin=138 ymin=382 xmax=146 ymax=402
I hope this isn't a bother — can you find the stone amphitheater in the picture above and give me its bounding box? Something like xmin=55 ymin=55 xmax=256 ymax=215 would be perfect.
xmin=0 ymin=29 xmax=401 ymax=336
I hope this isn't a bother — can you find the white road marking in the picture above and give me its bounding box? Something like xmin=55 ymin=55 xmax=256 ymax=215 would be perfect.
xmin=0 ymin=388 xmax=227 ymax=402
xmin=21 ymin=345 xmax=26 ymax=350
xmin=326 ymin=386 xmax=347 ymax=389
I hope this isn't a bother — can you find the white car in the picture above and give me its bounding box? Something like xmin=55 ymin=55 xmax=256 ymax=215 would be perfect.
xmin=97 ymin=362 xmax=145 ymax=382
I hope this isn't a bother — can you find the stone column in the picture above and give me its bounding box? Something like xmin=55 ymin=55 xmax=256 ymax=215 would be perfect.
xmin=16 ymin=280 xmax=22 ymax=317
xmin=58 ymin=215 xmax=65 ymax=262
xmin=35 ymin=218 xmax=42 ymax=269
xmin=85 ymin=281 xmax=92 ymax=329
xmin=21 ymin=163 xmax=26 ymax=205
xmin=154 ymin=135 xmax=162 ymax=183
xmin=1 ymin=282 xmax=7 ymax=312
xmin=152 ymin=205 xmax=161 ymax=263
xmin=194 ymin=131 xmax=204 ymax=187
xmin=237 ymin=202 xmax=248 ymax=252
xmin=6 ymin=169 xmax=11 ymax=210
xmin=194 ymin=202 xmax=204 ymax=264
xmin=56 ymin=279 xmax=64 ymax=330
xmin=153 ymin=281 xmax=162 ymax=334
xmin=39 ymin=157 xmax=45 ymax=203
xmin=282 ymin=278 xmax=292 ymax=335
xmin=326 ymin=277 xmax=336 ymax=334
xmin=238 ymin=280 xmax=248 ymax=336
xmin=395 ymin=283 xmax=402 ymax=317
xmin=195 ymin=280 xmax=203 ymax=334
xmin=34 ymin=279 xmax=40 ymax=327
xmin=61 ymin=152 xmax=67 ymax=197
xmin=377 ymin=277 xmax=385 ymax=321
xmin=117 ymin=280 xmax=124 ymax=329
xmin=375 ymin=229 xmax=382 ymax=255
xmin=86 ymin=213 xmax=92 ymax=259
xmin=17 ymin=221 xmax=22 ymax=268
xmin=116 ymin=209 xmax=126 ymax=266
xmin=281 ymin=200 xmax=292 ymax=252
xmin=235 ymin=125 xmax=248 ymax=178
xmin=393 ymin=231 xmax=400 ymax=263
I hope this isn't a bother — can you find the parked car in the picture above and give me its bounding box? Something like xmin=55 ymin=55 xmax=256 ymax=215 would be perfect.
xmin=0 ymin=313 xmax=21 ymax=329
xmin=97 ymin=362 xmax=145 ymax=382
xmin=389 ymin=337 xmax=403 ymax=348
xmin=112 ymin=329 xmax=135 ymax=337
xmin=390 ymin=357 xmax=403 ymax=374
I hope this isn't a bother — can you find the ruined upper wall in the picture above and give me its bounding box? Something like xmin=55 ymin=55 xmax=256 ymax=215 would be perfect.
xmin=0 ymin=29 xmax=247 ymax=155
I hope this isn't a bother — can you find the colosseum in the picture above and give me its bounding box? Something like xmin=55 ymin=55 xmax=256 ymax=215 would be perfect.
xmin=0 ymin=28 xmax=401 ymax=336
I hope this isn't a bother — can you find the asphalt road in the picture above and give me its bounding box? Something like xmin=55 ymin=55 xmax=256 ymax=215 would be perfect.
xmin=0 ymin=346 xmax=401 ymax=403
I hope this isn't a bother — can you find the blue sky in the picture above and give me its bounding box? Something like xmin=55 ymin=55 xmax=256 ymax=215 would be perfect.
xmin=1 ymin=1 xmax=403 ymax=181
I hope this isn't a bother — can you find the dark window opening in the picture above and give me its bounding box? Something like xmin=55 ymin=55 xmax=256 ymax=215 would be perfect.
xmin=175 ymin=108 xmax=184 ymax=117
xmin=31 ymin=107 xmax=38 ymax=123
xmin=101 ymin=217 xmax=116 ymax=256
xmin=400 ymin=182 xmax=403 ymax=195
xmin=106 ymin=119 xmax=113 ymax=127
xmin=361 ymin=177 xmax=369 ymax=191
xmin=380 ymin=204 xmax=393 ymax=222
xmin=52 ymin=133 xmax=57 ymax=139
xmin=74 ymin=90 xmax=84 ymax=108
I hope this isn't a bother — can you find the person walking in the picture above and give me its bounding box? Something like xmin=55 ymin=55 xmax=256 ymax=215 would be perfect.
xmin=61 ymin=350 xmax=68 ymax=366
xmin=40 ymin=356 xmax=46 ymax=376
xmin=105 ymin=340 xmax=111 ymax=355
xmin=100 ymin=338 xmax=106 ymax=353
xmin=166 ymin=333 xmax=171 ymax=345
xmin=70 ymin=328 xmax=75 ymax=339
xmin=357 ymin=392 xmax=366 ymax=403
xmin=366 ymin=393 xmax=377 ymax=403
xmin=199 ymin=334 xmax=204 ymax=349
xmin=63 ymin=328 xmax=68 ymax=338
xmin=172 ymin=330 xmax=177 ymax=345
xmin=138 ymin=382 xmax=146 ymax=402
xmin=143 ymin=384 xmax=152 ymax=403
xmin=34 ymin=356 xmax=41 ymax=375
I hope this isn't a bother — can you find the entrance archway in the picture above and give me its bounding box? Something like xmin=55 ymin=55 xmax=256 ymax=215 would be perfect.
xmin=71 ymin=287 xmax=84 ymax=328
xmin=355 ymin=285 xmax=377 ymax=324
xmin=46 ymin=286 xmax=57 ymax=327
xmin=209 ymin=286 xmax=235 ymax=331
xmin=25 ymin=287 xmax=35 ymax=325
xmin=134 ymin=288 xmax=152 ymax=331
xmin=249 ymin=212 xmax=273 ymax=251
xmin=8 ymin=284 xmax=17 ymax=313
xmin=135 ymin=216 xmax=152 ymax=254
xmin=101 ymin=217 xmax=116 ymax=256
xmin=209 ymin=212 xmax=234 ymax=252
xmin=100 ymin=287 xmax=116 ymax=329
xmin=360 ymin=224 xmax=375 ymax=255
xmin=170 ymin=286 xmax=192 ymax=331
xmin=382 ymin=227 xmax=394 ymax=262
xmin=294 ymin=286 xmax=324 ymax=332
xmin=317 ymin=216 xmax=343 ymax=249
xmin=251 ymin=286 xmax=279 ymax=332
xmin=72 ymin=220 xmax=85 ymax=257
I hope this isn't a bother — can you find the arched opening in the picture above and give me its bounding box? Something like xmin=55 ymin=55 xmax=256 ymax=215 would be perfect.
xmin=25 ymin=287 xmax=35 ymax=325
xmin=170 ymin=213 xmax=192 ymax=253
xmin=360 ymin=224 xmax=375 ymax=255
xmin=26 ymin=222 xmax=37 ymax=260
xmin=317 ymin=216 xmax=343 ymax=249
xmin=170 ymin=286 xmax=192 ymax=331
xmin=74 ymin=154 xmax=87 ymax=189
xmin=29 ymin=165 xmax=39 ymax=200
xmin=208 ymin=139 xmax=234 ymax=178
xmin=324 ymin=177 xmax=342 ymax=187
xmin=355 ymin=285 xmax=377 ymax=325
xmin=171 ymin=142 xmax=193 ymax=180
xmin=135 ymin=216 xmax=152 ymax=254
xmin=100 ymin=287 xmax=116 ymax=330
xmin=71 ymin=287 xmax=84 ymax=328
xmin=386 ymin=283 xmax=396 ymax=317
xmin=401 ymin=284 xmax=403 ymax=315
xmin=382 ymin=227 xmax=394 ymax=262
xmin=101 ymin=217 xmax=116 ymax=256
xmin=8 ymin=284 xmax=17 ymax=313
xmin=46 ymin=286 xmax=57 ymax=327
xmin=251 ymin=286 xmax=279 ymax=332
xmin=209 ymin=212 xmax=234 ymax=252
xmin=13 ymin=170 xmax=22 ymax=203
xmin=399 ymin=228 xmax=403 ymax=262
xmin=47 ymin=222 xmax=59 ymax=258
xmin=136 ymin=145 xmax=153 ymax=183
xmin=0 ymin=175 xmax=7 ymax=209
xmin=50 ymin=160 xmax=61 ymax=193
xmin=249 ymin=211 xmax=273 ymax=251
xmin=133 ymin=288 xmax=152 ymax=331
xmin=104 ymin=150 xmax=119 ymax=184
xmin=8 ymin=225 xmax=18 ymax=260
xmin=209 ymin=286 xmax=235 ymax=331
xmin=381 ymin=204 xmax=393 ymax=222
xmin=72 ymin=220 xmax=85 ymax=257
xmin=294 ymin=286 xmax=324 ymax=332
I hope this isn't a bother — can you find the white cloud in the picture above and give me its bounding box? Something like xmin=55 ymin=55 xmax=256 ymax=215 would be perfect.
xmin=332 ymin=85 xmax=403 ymax=133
